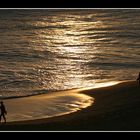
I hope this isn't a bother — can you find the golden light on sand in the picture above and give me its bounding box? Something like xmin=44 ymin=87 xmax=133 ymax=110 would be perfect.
xmin=78 ymin=81 xmax=121 ymax=91
xmin=93 ymin=81 xmax=121 ymax=88
xmin=5 ymin=90 xmax=94 ymax=122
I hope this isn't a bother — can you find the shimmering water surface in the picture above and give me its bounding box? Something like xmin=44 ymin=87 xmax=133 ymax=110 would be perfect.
xmin=0 ymin=9 xmax=140 ymax=98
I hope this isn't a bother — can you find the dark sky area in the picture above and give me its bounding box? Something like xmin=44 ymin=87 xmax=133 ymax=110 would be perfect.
xmin=0 ymin=0 xmax=139 ymax=8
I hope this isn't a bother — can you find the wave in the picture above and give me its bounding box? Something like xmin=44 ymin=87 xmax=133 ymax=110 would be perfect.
xmin=87 ymin=62 xmax=140 ymax=69
xmin=0 ymin=9 xmax=140 ymax=99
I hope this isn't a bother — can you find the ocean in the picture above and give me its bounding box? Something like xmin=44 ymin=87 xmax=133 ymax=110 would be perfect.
xmin=0 ymin=9 xmax=140 ymax=98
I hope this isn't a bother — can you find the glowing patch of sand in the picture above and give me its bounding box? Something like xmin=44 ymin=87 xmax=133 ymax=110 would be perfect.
xmin=4 ymin=92 xmax=93 ymax=122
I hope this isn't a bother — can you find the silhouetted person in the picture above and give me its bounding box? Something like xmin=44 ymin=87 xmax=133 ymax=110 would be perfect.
xmin=0 ymin=101 xmax=7 ymax=123
xmin=137 ymin=72 xmax=140 ymax=86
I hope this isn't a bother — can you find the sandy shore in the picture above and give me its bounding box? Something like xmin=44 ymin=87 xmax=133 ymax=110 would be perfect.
xmin=0 ymin=80 xmax=140 ymax=131
xmin=1 ymin=90 xmax=93 ymax=122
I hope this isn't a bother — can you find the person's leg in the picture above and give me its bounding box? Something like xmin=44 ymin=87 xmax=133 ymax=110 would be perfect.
xmin=0 ymin=115 xmax=1 ymax=123
xmin=1 ymin=114 xmax=6 ymax=123
xmin=2 ymin=114 xmax=6 ymax=123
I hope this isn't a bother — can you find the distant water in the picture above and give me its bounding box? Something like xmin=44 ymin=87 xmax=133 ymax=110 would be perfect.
xmin=0 ymin=9 xmax=140 ymax=98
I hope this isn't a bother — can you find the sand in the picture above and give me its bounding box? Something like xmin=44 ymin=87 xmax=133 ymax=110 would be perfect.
xmin=0 ymin=80 xmax=140 ymax=131
xmin=1 ymin=90 xmax=93 ymax=122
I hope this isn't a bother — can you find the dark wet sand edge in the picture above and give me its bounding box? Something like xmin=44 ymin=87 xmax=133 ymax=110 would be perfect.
xmin=0 ymin=80 xmax=140 ymax=131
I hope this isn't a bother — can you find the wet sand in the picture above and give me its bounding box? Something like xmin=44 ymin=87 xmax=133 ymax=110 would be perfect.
xmin=1 ymin=90 xmax=93 ymax=122
xmin=0 ymin=80 xmax=140 ymax=131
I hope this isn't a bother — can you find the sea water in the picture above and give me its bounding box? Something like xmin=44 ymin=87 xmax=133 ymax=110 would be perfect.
xmin=0 ymin=9 xmax=140 ymax=98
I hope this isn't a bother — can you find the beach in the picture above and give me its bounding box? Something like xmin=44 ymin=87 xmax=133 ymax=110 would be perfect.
xmin=0 ymin=80 xmax=140 ymax=131
xmin=0 ymin=9 xmax=140 ymax=132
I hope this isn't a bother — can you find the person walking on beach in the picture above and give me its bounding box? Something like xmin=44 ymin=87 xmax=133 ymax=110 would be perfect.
xmin=137 ymin=72 xmax=140 ymax=86
xmin=0 ymin=101 xmax=7 ymax=123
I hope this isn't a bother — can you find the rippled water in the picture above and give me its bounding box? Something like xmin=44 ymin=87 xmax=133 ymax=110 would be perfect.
xmin=0 ymin=9 xmax=140 ymax=98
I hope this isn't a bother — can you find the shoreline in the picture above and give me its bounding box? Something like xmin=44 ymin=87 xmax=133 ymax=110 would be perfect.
xmin=0 ymin=80 xmax=140 ymax=131
xmin=2 ymin=89 xmax=93 ymax=123
xmin=0 ymin=81 xmax=120 ymax=123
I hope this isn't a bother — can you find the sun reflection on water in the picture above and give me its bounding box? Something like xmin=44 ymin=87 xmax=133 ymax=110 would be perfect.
xmin=16 ymin=11 xmax=138 ymax=93
xmin=0 ymin=10 xmax=140 ymax=98
xmin=25 ymin=14 xmax=108 ymax=90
